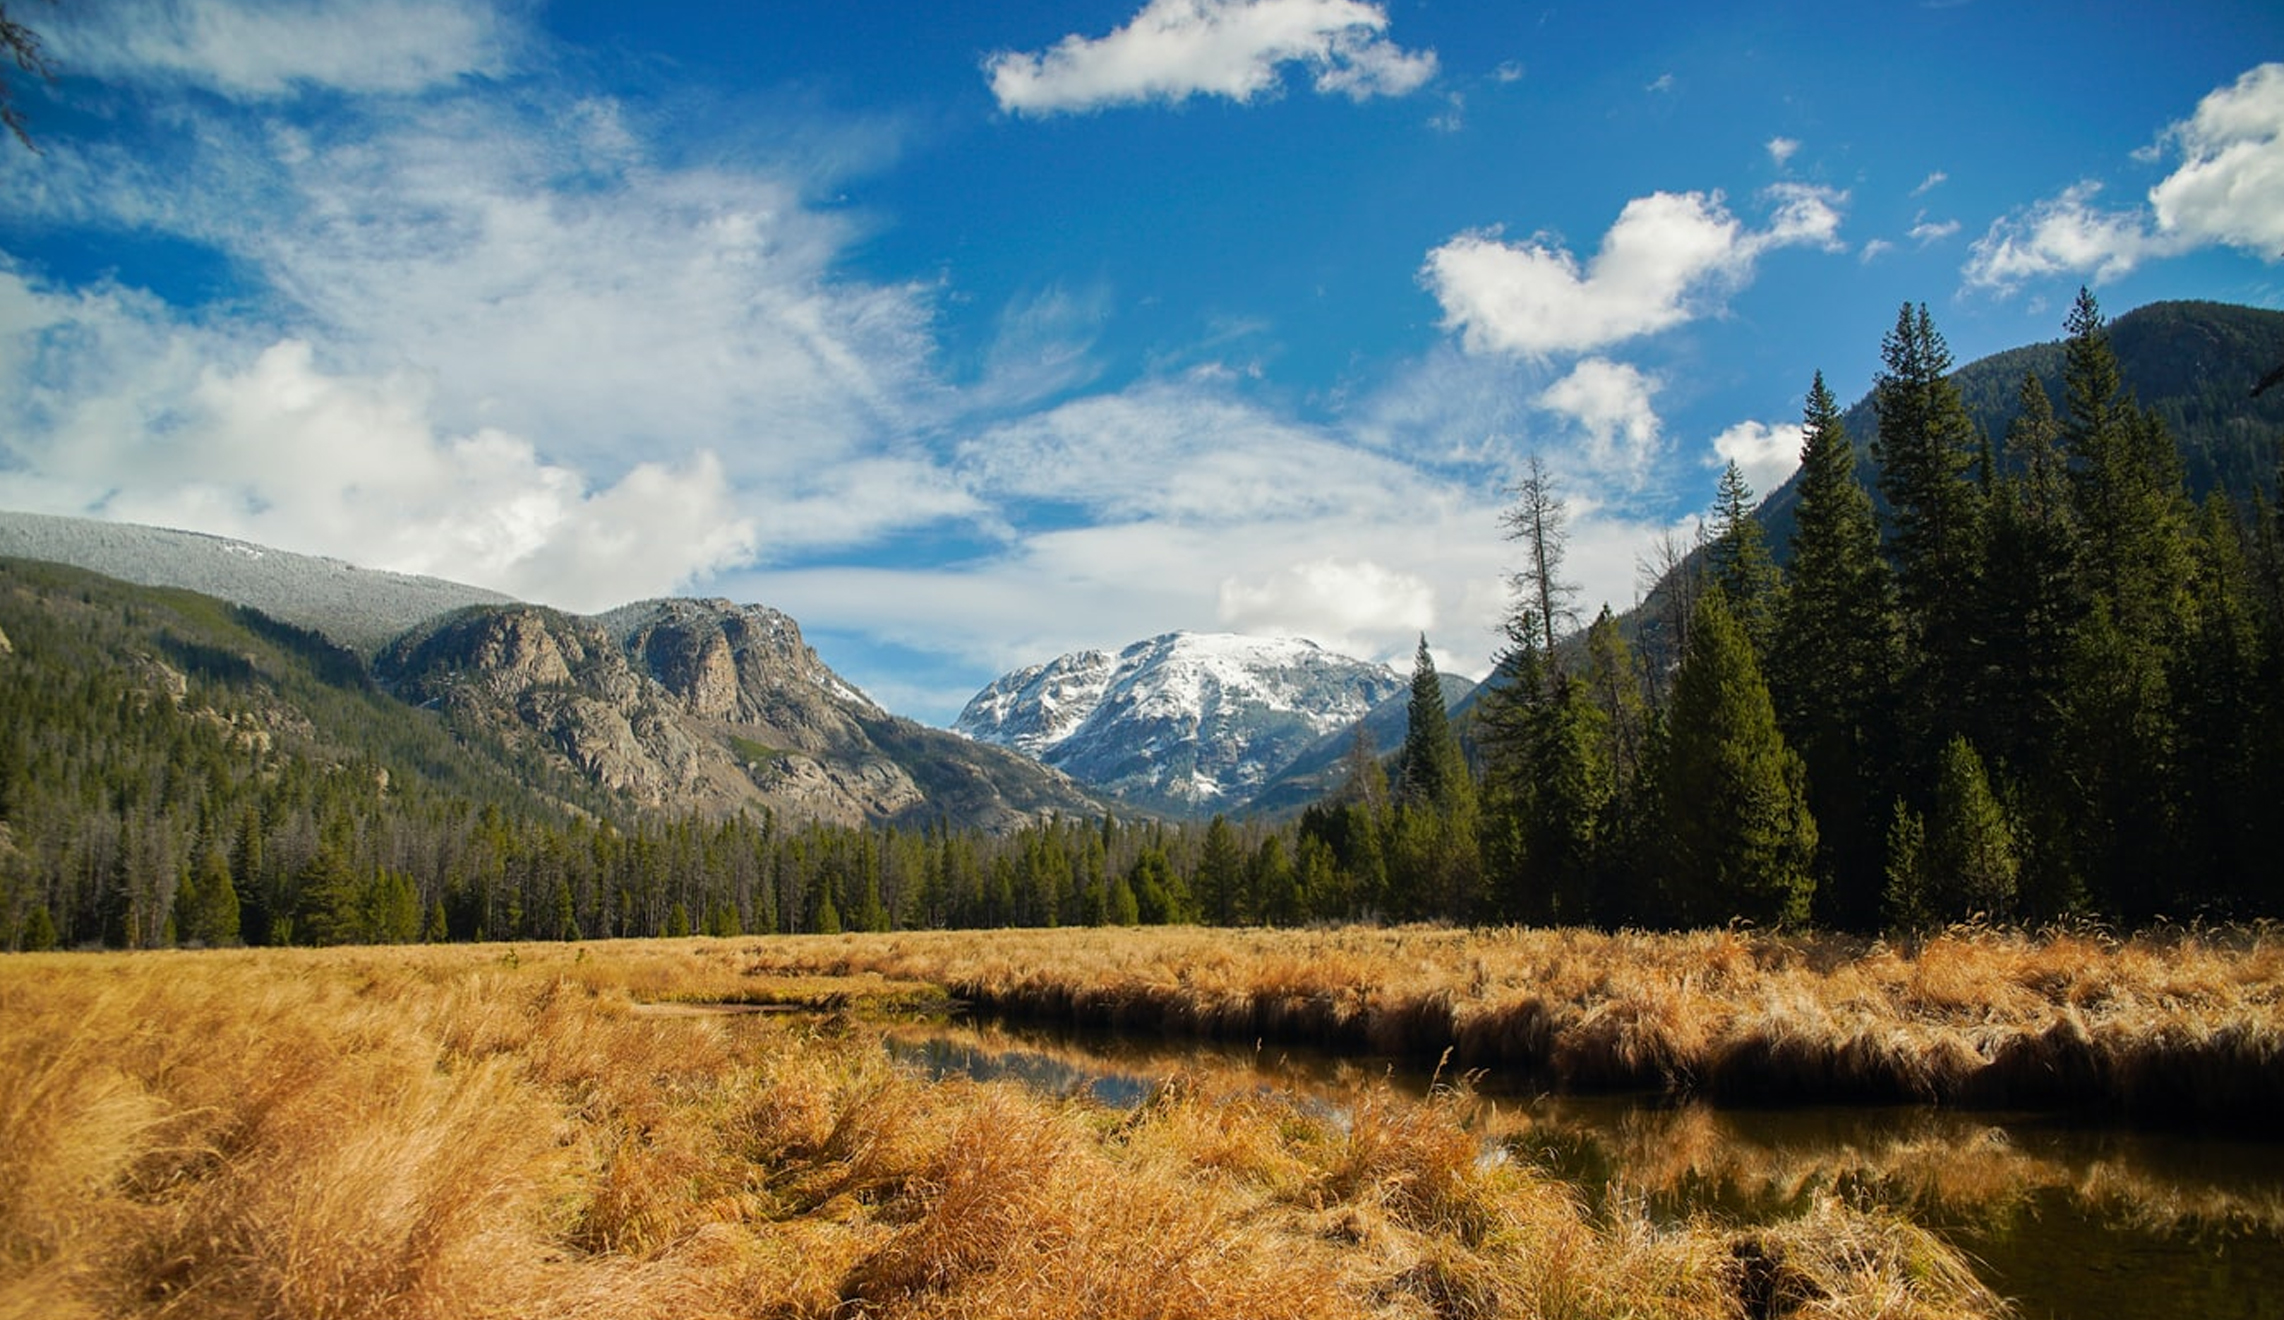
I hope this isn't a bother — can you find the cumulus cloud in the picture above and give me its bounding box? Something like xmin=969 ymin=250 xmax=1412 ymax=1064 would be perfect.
xmin=0 ymin=296 xmax=756 ymax=610
xmin=1766 ymin=136 xmax=1800 ymax=167
xmin=2148 ymin=62 xmax=2284 ymax=252
xmin=1964 ymin=181 xmax=2170 ymax=289
xmin=0 ymin=58 xmax=983 ymax=613
xmin=1421 ymin=186 xmax=1846 ymax=358
xmin=1710 ymin=419 xmax=1803 ymax=499
xmin=986 ymin=0 xmax=1436 ymax=115
xmin=1535 ymin=358 xmax=1662 ymax=480
xmin=1216 ymin=557 xmax=1437 ymax=654
xmin=49 ymin=0 xmax=517 ymax=97
xmin=1966 ymin=63 xmax=2284 ymax=291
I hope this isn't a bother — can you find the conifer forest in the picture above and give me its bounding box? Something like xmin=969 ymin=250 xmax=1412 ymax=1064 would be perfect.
xmin=4 ymin=292 xmax=2281 ymax=950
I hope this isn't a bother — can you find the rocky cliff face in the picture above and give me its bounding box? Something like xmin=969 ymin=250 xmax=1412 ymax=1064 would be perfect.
xmin=954 ymin=632 xmax=1404 ymax=817
xmin=379 ymin=600 xmax=1098 ymax=830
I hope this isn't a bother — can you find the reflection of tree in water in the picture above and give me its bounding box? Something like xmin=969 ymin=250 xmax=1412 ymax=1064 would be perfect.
xmin=1518 ymin=1098 xmax=2284 ymax=1241
xmin=891 ymin=1017 xmax=2284 ymax=1240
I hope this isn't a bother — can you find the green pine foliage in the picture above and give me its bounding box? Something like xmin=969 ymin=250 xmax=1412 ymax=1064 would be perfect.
xmin=1709 ymin=460 xmax=1781 ymax=656
xmin=1654 ymin=589 xmax=1818 ymax=929
xmin=1872 ymin=303 xmax=1987 ymax=771
xmin=1768 ymin=372 xmax=1897 ymax=928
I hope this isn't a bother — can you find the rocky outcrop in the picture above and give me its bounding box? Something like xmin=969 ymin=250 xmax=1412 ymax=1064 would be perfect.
xmin=378 ymin=600 xmax=1097 ymax=830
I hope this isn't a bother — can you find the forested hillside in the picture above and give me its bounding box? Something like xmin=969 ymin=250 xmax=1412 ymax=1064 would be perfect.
xmin=1461 ymin=291 xmax=2284 ymax=932
xmin=1757 ymin=299 xmax=2284 ymax=553
xmin=5 ymin=293 xmax=2281 ymax=949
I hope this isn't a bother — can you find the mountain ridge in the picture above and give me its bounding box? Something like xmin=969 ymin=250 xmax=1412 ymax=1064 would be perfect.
xmin=955 ymin=631 xmax=1405 ymax=817
xmin=0 ymin=513 xmax=1101 ymax=832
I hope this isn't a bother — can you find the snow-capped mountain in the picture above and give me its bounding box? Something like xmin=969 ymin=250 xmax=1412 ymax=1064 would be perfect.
xmin=953 ymin=632 xmax=1405 ymax=816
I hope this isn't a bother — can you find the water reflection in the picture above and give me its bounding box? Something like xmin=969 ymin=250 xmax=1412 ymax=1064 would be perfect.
xmin=885 ymin=1017 xmax=2284 ymax=1320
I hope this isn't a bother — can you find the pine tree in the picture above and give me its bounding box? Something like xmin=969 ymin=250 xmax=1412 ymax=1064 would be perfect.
xmin=1770 ymin=371 xmax=1899 ymax=929
xmin=1397 ymin=636 xmax=1469 ymax=814
xmin=1393 ymin=637 xmax=1479 ymax=919
xmin=2170 ymin=497 xmax=2268 ymax=913
xmin=1196 ymin=814 xmax=1245 ymax=924
xmin=1872 ymin=302 xmax=1984 ymax=767
xmin=1523 ymin=674 xmax=1614 ymax=925
xmin=1976 ymin=372 xmax=2081 ymax=768
xmin=1881 ymin=803 xmax=1931 ymax=934
xmin=1708 ymin=460 xmax=1781 ymax=656
xmin=20 ymin=902 xmax=56 ymax=951
xmin=181 ymin=846 xmax=240 ymax=947
xmin=1500 ymin=454 xmax=1579 ymax=667
xmin=1655 ymin=588 xmax=1818 ymax=928
xmin=2053 ymin=290 xmax=2193 ymax=917
xmin=1923 ymin=736 xmax=2019 ymax=923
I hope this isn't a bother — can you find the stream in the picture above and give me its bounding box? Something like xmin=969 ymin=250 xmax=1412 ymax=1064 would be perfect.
xmin=884 ymin=1018 xmax=2284 ymax=1320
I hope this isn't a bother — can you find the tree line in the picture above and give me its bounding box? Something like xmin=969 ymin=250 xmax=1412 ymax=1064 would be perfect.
xmin=3 ymin=291 xmax=2279 ymax=948
xmin=1466 ymin=290 xmax=2282 ymax=931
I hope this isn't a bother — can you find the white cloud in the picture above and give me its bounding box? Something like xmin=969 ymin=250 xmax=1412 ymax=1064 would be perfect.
xmin=1216 ymin=557 xmax=1437 ymax=655
xmin=1859 ymin=238 xmax=1896 ymax=263
xmin=1909 ymin=215 xmax=1961 ymax=245
xmin=1965 ymin=63 xmax=2284 ymax=292
xmin=51 ymin=0 xmax=517 ymax=97
xmin=986 ymin=0 xmax=1436 ymax=115
xmin=1964 ymin=181 xmax=2170 ymax=290
xmin=1710 ymin=419 xmax=1803 ymax=499
xmin=2148 ymin=62 xmax=2284 ymax=253
xmin=0 ymin=302 xmax=756 ymax=611
xmin=957 ymin=381 xmax=1433 ymax=526
xmin=1766 ymin=136 xmax=1800 ymax=167
xmin=1421 ymin=186 xmax=1846 ymax=358
xmin=0 ymin=70 xmax=977 ymax=611
xmin=1 ymin=83 xmax=951 ymax=487
xmin=1536 ymin=358 xmax=1661 ymax=481
xmin=1912 ymin=171 xmax=1948 ymax=196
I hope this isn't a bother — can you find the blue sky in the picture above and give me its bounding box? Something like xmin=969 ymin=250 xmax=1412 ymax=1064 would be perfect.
xmin=3 ymin=1 xmax=2281 ymax=723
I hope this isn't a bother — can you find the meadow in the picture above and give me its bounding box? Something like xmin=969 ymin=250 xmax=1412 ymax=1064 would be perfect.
xmin=0 ymin=935 xmax=2031 ymax=1320
xmin=737 ymin=924 xmax=2284 ymax=1125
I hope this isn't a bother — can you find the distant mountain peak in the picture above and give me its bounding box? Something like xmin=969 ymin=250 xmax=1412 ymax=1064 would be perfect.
xmin=955 ymin=631 xmax=1402 ymax=816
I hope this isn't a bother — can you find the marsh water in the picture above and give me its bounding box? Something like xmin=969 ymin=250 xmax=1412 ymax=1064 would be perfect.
xmin=886 ymin=1019 xmax=2284 ymax=1320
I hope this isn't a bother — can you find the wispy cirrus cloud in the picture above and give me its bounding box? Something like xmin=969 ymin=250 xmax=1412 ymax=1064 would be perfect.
xmin=48 ymin=0 xmax=519 ymax=97
xmin=0 ymin=7 xmax=964 ymax=612
xmin=985 ymin=0 xmax=1437 ymax=116
xmin=1966 ymin=62 xmax=2284 ymax=291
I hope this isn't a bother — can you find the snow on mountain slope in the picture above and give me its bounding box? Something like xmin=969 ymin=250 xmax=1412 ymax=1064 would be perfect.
xmin=953 ymin=632 xmax=1403 ymax=815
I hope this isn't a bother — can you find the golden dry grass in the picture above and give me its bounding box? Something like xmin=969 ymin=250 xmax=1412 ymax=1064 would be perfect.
xmin=1 ymin=939 xmax=2012 ymax=1320
xmin=732 ymin=924 xmax=2284 ymax=1123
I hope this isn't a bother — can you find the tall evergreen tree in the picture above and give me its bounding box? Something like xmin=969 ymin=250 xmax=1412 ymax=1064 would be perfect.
xmin=1977 ymin=373 xmax=2082 ymax=764
xmin=1396 ymin=636 xmax=1470 ymax=817
xmin=1872 ymin=302 xmax=1985 ymax=766
xmin=1655 ymin=588 xmax=1818 ymax=928
xmin=2053 ymin=290 xmax=2193 ymax=917
xmin=1394 ymin=637 xmax=1479 ymax=918
xmin=1197 ymin=814 xmax=1246 ymax=925
xmin=1770 ymin=371 xmax=1897 ymax=929
xmin=1708 ymin=459 xmax=1781 ymax=655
